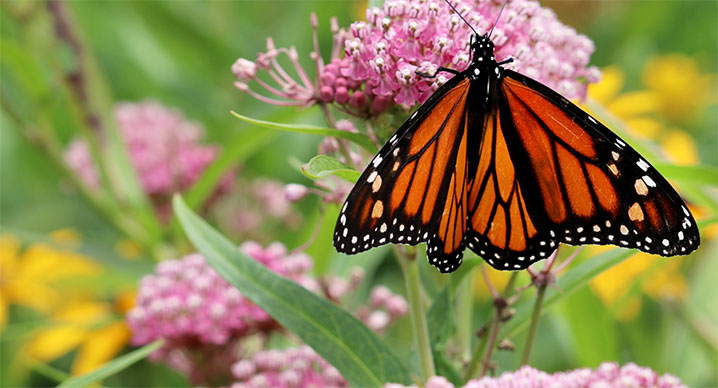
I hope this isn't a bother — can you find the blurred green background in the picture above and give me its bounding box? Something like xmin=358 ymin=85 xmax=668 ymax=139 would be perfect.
xmin=1 ymin=1 xmax=716 ymax=387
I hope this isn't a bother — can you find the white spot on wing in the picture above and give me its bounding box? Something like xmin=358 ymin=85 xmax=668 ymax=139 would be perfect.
xmin=636 ymin=159 xmax=649 ymax=172
xmin=367 ymin=171 xmax=378 ymax=183
xmin=642 ymin=175 xmax=656 ymax=188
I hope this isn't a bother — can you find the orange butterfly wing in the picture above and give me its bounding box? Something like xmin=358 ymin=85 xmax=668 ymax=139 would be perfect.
xmin=334 ymin=76 xmax=473 ymax=272
xmin=465 ymin=71 xmax=699 ymax=270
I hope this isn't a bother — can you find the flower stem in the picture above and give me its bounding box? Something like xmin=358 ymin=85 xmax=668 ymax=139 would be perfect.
xmin=520 ymin=283 xmax=547 ymax=365
xmin=464 ymin=271 xmax=519 ymax=381
xmin=455 ymin=275 xmax=473 ymax=362
xmin=396 ymin=246 xmax=435 ymax=380
xmin=318 ymin=103 xmax=355 ymax=168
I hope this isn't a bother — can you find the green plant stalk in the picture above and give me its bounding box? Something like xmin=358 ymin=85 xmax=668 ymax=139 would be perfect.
xmin=397 ymin=247 xmax=436 ymax=380
xmin=46 ymin=0 xmax=163 ymax=246
xmin=1 ymin=102 xmax=156 ymax=254
xmin=455 ymin=274 xmax=474 ymax=361
xmin=318 ymin=102 xmax=356 ymax=167
xmin=463 ymin=271 xmax=519 ymax=381
xmin=520 ymin=284 xmax=547 ymax=365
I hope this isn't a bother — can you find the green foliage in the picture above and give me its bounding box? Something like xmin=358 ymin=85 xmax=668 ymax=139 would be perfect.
xmin=301 ymin=155 xmax=361 ymax=183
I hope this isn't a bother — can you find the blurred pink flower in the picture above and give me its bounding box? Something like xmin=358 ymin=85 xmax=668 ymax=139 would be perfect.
xmin=126 ymin=242 xmax=318 ymax=385
xmin=229 ymin=346 xmax=348 ymax=388
xmin=212 ymin=178 xmax=303 ymax=241
xmin=385 ymin=363 xmax=687 ymax=388
xmin=64 ymin=101 xmax=230 ymax=219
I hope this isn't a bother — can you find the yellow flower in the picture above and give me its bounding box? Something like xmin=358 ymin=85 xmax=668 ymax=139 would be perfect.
xmin=642 ymin=54 xmax=715 ymax=124
xmin=2 ymin=234 xmax=135 ymax=376
xmin=660 ymin=129 xmax=700 ymax=166
xmin=0 ymin=235 xmax=102 ymax=326
xmin=587 ymin=66 xmax=662 ymax=139
xmin=22 ymin=293 xmax=134 ymax=376
xmin=589 ymin=247 xmax=688 ymax=321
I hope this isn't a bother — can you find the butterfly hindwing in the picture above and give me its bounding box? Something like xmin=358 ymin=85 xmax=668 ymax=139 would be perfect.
xmin=334 ymin=76 xmax=473 ymax=272
xmin=465 ymin=103 xmax=559 ymax=270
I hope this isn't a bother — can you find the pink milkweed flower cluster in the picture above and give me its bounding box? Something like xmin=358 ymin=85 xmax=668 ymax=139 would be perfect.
xmin=232 ymin=0 xmax=600 ymax=117
xmin=64 ymin=101 xmax=230 ymax=219
xmin=65 ymin=101 xmax=221 ymax=195
xmin=230 ymin=346 xmax=348 ymax=388
xmin=128 ymin=242 xmax=318 ymax=346
xmin=385 ymin=363 xmax=686 ymax=388
xmin=126 ymin=242 xmax=318 ymax=385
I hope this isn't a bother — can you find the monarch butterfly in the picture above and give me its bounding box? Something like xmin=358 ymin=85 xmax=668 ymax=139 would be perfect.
xmin=333 ymin=2 xmax=700 ymax=273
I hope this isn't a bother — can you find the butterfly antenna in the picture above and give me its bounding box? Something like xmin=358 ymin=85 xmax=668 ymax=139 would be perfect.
xmin=443 ymin=0 xmax=478 ymax=36
xmin=488 ymin=0 xmax=509 ymax=38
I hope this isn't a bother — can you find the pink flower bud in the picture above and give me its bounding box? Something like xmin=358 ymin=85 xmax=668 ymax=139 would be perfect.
xmin=319 ymin=85 xmax=334 ymax=102
xmin=335 ymin=86 xmax=350 ymax=104
xmin=284 ymin=183 xmax=309 ymax=202
xmin=232 ymin=58 xmax=257 ymax=80
xmin=350 ymin=91 xmax=367 ymax=108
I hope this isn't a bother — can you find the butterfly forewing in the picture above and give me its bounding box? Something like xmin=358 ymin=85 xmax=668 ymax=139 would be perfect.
xmin=334 ymin=76 xmax=474 ymax=272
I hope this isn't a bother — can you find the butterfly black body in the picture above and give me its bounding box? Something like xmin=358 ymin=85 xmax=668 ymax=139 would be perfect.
xmin=334 ymin=34 xmax=700 ymax=273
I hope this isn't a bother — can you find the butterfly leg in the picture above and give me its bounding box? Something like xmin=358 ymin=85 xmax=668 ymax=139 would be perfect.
xmin=497 ymin=58 xmax=514 ymax=66
xmin=415 ymin=67 xmax=460 ymax=79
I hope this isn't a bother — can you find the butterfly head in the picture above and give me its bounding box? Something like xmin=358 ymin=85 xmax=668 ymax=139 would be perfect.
xmin=471 ymin=34 xmax=496 ymax=64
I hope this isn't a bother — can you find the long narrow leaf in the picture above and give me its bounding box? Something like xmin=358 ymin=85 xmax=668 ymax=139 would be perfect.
xmin=231 ymin=111 xmax=377 ymax=152
xmin=57 ymin=340 xmax=164 ymax=388
xmin=173 ymin=195 xmax=410 ymax=386
xmin=653 ymin=163 xmax=718 ymax=186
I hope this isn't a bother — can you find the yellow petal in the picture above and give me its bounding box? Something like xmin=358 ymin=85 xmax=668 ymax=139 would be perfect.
xmin=625 ymin=118 xmax=662 ymax=139
xmin=660 ymin=129 xmax=699 ymax=166
xmin=641 ymin=260 xmax=687 ymax=302
xmin=643 ymin=55 xmax=715 ymax=123
xmin=52 ymin=301 xmax=112 ymax=324
xmin=606 ymin=91 xmax=660 ymax=118
xmin=19 ymin=244 xmax=102 ymax=282
xmin=0 ymin=293 xmax=8 ymax=327
xmin=72 ymin=322 xmax=131 ymax=375
xmin=24 ymin=324 xmax=86 ymax=362
xmin=0 ymin=235 xmax=21 ymax=274
xmin=49 ymin=229 xmax=82 ymax=249
xmin=114 ymin=289 xmax=137 ymax=314
xmin=3 ymin=279 xmax=60 ymax=313
xmin=590 ymin=252 xmax=657 ymax=305
xmin=588 ymin=66 xmax=625 ymax=104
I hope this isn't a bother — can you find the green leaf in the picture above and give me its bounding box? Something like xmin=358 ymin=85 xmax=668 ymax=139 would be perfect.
xmin=502 ymin=248 xmax=633 ymax=338
xmin=302 ymin=155 xmax=361 ymax=183
xmin=173 ymin=195 xmax=411 ymax=386
xmin=230 ymin=111 xmax=377 ymax=152
xmin=57 ymin=340 xmax=164 ymax=388
xmin=653 ymin=163 xmax=718 ymax=186
xmin=184 ymin=127 xmax=277 ymax=209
